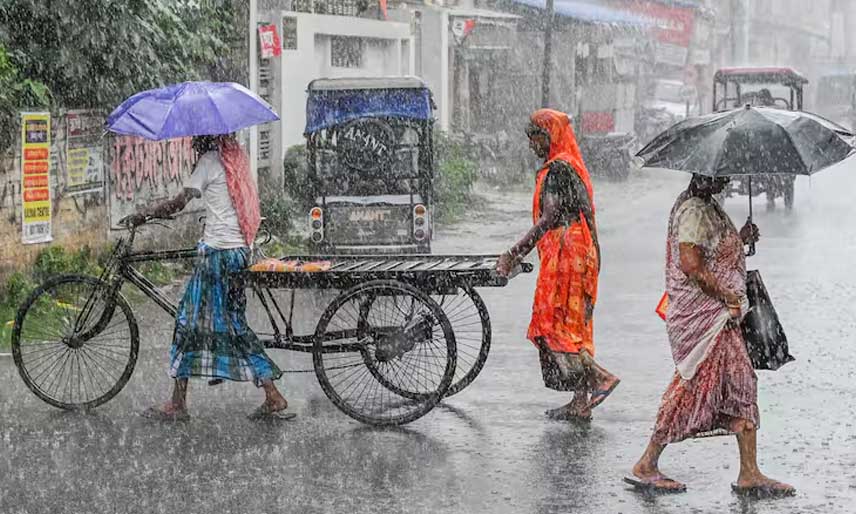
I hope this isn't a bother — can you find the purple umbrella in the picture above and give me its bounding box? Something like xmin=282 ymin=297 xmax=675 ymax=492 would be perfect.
xmin=105 ymin=81 xmax=279 ymax=140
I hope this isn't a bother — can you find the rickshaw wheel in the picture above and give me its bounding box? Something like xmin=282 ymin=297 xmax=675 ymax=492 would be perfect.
xmin=432 ymin=285 xmax=490 ymax=397
xmin=11 ymin=274 xmax=139 ymax=411
xmin=313 ymin=280 xmax=456 ymax=426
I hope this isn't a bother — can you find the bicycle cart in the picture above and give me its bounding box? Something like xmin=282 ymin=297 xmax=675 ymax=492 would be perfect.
xmin=11 ymin=221 xmax=530 ymax=426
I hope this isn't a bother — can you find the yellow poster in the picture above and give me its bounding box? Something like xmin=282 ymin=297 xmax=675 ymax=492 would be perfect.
xmin=65 ymin=110 xmax=104 ymax=194
xmin=21 ymin=112 xmax=53 ymax=244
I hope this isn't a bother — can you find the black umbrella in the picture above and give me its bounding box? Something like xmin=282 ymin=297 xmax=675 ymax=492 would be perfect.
xmin=636 ymin=105 xmax=855 ymax=254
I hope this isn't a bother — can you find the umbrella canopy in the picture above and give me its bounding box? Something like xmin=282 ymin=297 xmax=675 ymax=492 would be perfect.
xmin=636 ymin=105 xmax=855 ymax=176
xmin=105 ymin=81 xmax=279 ymax=140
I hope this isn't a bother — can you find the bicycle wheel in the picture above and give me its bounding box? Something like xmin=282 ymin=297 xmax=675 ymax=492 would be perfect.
xmin=11 ymin=274 xmax=139 ymax=410
xmin=433 ymin=285 xmax=491 ymax=397
xmin=313 ymin=280 xmax=456 ymax=426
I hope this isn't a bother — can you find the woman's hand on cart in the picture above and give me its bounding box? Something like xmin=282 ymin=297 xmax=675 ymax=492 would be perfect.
xmin=496 ymin=251 xmax=521 ymax=278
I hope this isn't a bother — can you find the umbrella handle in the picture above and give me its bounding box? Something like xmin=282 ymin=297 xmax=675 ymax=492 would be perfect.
xmin=745 ymin=177 xmax=756 ymax=257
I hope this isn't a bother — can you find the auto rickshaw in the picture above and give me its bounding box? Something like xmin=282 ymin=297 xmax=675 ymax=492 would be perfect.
xmin=712 ymin=67 xmax=809 ymax=210
xmin=304 ymin=77 xmax=435 ymax=254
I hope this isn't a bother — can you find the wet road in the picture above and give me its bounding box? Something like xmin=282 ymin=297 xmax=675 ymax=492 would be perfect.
xmin=3 ymin=166 xmax=856 ymax=513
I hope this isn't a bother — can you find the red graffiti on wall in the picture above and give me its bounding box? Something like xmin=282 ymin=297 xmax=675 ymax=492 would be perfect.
xmin=109 ymin=136 xmax=197 ymax=202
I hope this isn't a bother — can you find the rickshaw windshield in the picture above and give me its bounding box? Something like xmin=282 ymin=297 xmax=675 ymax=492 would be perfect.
xmin=310 ymin=121 xmax=427 ymax=196
xmin=305 ymin=86 xmax=435 ymax=198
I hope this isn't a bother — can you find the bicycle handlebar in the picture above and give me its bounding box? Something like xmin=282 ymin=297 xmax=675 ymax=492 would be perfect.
xmin=117 ymin=214 xmax=175 ymax=230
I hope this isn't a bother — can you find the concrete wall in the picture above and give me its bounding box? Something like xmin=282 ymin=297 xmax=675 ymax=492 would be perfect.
xmin=1 ymin=112 xmax=203 ymax=282
xmin=410 ymin=8 xmax=449 ymax=130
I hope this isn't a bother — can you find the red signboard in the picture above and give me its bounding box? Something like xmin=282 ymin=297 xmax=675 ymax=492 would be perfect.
xmin=23 ymin=161 xmax=49 ymax=174
xmin=24 ymin=188 xmax=50 ymax=202
xmin=258 ymin=25 xmax=282 ymax=58
xmin=23 ymin=176 xmax=49 ymax=188
xmin=581 ymin=112 xmax=615 ymax=134
xmin=627 ymin=1 xmax=695 ymax=47
xmin=23 ymin=148 xmax=49 ymax=160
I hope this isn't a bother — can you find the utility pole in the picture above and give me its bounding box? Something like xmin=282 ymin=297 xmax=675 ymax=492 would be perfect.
xmin=541 ymin=0 xmax=555 ymax=107
xmin=249 ymin=0 xmax=259 ymax=184
xmin=729 ymin=0 xmax=738 ymax=63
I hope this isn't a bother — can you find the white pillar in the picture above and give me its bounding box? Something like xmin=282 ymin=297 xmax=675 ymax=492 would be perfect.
xmin=440 ymin=11 xmax=450 ymax=131
xmin=249 ymin=0 xmax=259 ymax=184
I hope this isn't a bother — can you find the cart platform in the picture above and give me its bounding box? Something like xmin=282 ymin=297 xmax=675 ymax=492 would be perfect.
xmin=244 ymin=254 xmax=533 ymax=291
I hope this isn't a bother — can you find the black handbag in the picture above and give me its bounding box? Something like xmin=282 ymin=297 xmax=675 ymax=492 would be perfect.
xmin=740 ymin=270 xmax=795 ymax=371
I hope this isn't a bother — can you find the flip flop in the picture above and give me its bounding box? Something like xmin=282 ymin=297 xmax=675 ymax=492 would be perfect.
xmin=247 ymin=404 xmax=297 ymax=421
xmin=545 ymin=407 xmax=592 ymax=422
xmin=731 ymin=483 xmax=796 ymax=498
xmin=624 ymin=476 xmax=687 ymax=494
xmin=588 ymin=378 xmax=620 ymax=410
xmin=141 ymin=407 xmax=190 ymax=422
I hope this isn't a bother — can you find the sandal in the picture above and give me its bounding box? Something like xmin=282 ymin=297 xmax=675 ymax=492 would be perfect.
xmin=624 ymin=475 xmax=687 ymax=494
xmin=731 ymin=482 xmax=795 ymax=498
xmin=545 ymin=406 xmax=592 ymax=422
xmin=141 ymin=406 xmax=190 ymax=422
xmin=588 ymin=377 xmax=620 ymax=410
xmin=247 ymin=402 xmax=296 ymax=421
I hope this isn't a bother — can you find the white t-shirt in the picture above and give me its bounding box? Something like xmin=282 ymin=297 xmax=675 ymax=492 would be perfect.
xmin=187 ymin=151 xmax=246 ymax=249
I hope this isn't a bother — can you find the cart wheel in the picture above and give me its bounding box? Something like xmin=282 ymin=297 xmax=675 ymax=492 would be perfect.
xmin=313 ymin=280 xmax=456 ymax=426
xmin=433 ymin=285 xmax=490 ymax=397
xmin=784 ymin=178 xmax=795 ymax=210
xmin=11 ymin=274 xmax=139 ymax=410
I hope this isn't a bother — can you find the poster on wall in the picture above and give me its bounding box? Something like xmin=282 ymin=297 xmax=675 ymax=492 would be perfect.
xmin=107 ymin=135 xmax=200 ymax=229
xmin=20 ymin=112 xmax=53 ymax=244
xmin=66 ymin=110 xmax=104 ymax=195
xmin=258 ymin=24 xmax=282 ymax=58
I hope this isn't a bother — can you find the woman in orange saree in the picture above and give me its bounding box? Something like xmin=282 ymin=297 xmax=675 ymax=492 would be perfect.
xmin=497 ymin=109 xmax=619 ymax=420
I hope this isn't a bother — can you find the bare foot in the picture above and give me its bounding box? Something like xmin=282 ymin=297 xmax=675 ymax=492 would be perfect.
xmin=262 ymin=397 xmax=288 ymax=412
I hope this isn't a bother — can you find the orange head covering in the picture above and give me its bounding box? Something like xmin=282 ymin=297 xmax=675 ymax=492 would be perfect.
xmin=529 ymin=109 xmax=594 ymax=211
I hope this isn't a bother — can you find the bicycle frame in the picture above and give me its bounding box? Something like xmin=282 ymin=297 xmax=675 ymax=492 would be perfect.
xmin=92 ymin=225 xmax=364 ymax=355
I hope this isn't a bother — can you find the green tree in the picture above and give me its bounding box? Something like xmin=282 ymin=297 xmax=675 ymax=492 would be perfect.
xmin=0 ymin=44 xmax=50 ymax=152
xmin=0 ymin=0 xmax=244 ymax=110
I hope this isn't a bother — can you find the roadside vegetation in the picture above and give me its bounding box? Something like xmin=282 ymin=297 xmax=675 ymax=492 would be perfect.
xmin=0 ymin=245 xmax=185 ymax=349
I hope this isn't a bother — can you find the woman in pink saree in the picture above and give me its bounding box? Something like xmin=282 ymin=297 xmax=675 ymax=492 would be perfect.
xmin=627 ymin=175 xmax=794 ymax=496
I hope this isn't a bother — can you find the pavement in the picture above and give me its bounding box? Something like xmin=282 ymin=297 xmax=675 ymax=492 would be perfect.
xmin=2 ymin=164 xmax=856 ymax=514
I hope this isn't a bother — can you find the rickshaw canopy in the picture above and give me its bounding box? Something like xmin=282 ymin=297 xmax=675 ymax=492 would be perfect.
xmin=305 ymin=77 xmax=434 ymax=134
xmin=714 ymin=67 xmax=809 ymax=87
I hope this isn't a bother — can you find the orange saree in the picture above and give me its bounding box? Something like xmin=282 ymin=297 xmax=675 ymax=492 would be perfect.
xmin=526 ymin=109 xmax=599 ymax=356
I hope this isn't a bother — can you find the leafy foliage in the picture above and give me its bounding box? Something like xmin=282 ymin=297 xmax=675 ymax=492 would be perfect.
xmin=434 ymin=131 xmax=479 ymax=221
xmin=0 ymin=0 xmax=244 ymax=109
xmin=0 ymin=44 xmax=50 ymax=152
xmin=281 ymin=144 xmax=315 ymax=213
xmin=31 ymin=245 xmax=103 ymax=284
